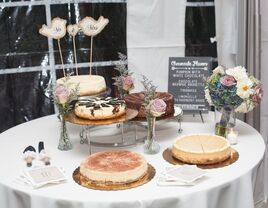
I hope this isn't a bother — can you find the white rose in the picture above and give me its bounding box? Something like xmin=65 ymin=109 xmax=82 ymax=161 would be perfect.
xmin=204 ymin=88 xmax=213 ymax=106
xmin=235 ymin=101 xmax=254 ymax=113
xmin=226 ymin=66 xmax=248 ymax=81
xmin=213 ymin=66 xmax=225 ymax=75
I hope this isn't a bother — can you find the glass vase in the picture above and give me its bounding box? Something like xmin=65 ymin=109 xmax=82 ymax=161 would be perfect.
xmin=215 ymin=106 xmax=236 ymax=137
xmin=144 ymin=116 xmax=160 ymax=154
xmin=58 ymin=116 xmax=72 ymax=151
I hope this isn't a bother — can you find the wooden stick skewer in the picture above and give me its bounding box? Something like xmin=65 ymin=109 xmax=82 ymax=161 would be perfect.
xmin=73 ymin=36 xmax=79 ymax=76
xmin=89 ymin=36 xmax=94 ymax=75
xmin=57 ymin=39 xmax=66 ymax=77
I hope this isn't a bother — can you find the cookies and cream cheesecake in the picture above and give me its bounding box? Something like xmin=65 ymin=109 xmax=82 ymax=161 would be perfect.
xmin=74 ymin=97 xmax=126 ymax=120
xmin=57 ymin=75 xmax=106 ymax=96
xmin=172 ymin=134 xmax=231 ymax=165
xmin=80 ymin=150 xmax=148 ymax=183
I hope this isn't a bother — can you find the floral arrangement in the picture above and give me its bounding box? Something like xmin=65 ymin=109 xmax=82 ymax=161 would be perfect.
xmin=53 ymin=76 xmax=79 ymax=150
xmin=141 ymin=75 xmax=166 ymax=154
xmin=141 ymin=75 xmax=166 ymax=118
xmin=53 ymin=77 xmax=79 ymax=119
xmin=147 ymin=98 xmax=167 ymax=117
xmin=113 ymin=53 xmax=134 ymax=97
xmin=205 ymin=65 xmax=263 ymax=137
xmin=205 ymin=65 xmax=263 ymax=113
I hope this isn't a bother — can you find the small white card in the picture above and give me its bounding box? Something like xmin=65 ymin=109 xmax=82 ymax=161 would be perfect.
xmin=23 ymin=166 xmax=66 ymax=188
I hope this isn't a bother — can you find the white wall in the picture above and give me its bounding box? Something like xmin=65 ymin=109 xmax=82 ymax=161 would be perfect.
xmin=127 ymin=0 xmax=186 ymax=92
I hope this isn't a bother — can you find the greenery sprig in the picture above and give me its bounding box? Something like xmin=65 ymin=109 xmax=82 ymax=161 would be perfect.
xmin=140 ymin=75 xmax=157 ymax=107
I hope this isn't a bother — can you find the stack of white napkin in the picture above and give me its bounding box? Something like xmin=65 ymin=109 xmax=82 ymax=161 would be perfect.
xmin=15 ymin=166 xmax=67 ymax=188
xmin=157 ymin=165 xmax=207 ymax=186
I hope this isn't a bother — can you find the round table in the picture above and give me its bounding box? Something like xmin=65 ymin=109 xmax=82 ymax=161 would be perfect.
xmin=0 ymin=113 xmax=265 ymax=208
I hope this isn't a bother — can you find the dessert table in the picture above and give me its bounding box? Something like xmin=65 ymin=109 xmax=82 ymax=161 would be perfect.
xmin=0 ymin=113 xmax=265 ymax=208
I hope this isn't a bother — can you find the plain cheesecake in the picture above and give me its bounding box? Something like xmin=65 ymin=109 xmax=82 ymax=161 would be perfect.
xmin=57 ymin=75 xmax=106 ymax=96
xmin=172 ymin=134 xmax=231 ymax=165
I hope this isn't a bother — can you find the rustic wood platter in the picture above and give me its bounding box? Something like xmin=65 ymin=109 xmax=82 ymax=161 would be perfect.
xmin=73 ymin=164 xmax=155 ymax=191
xmin=162 ymin=148 xmax=239 ymax=169
xmin=65 ymin=109 xmax=138 ymax=125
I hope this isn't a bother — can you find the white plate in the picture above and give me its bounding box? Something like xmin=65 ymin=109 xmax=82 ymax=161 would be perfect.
xmin=157 ymin=176 xmax=195 ymax=186
xmin=23 ymin=166 xmax=67 ymax=188
xmin=165 ymin=165 xmax=207 ymax=183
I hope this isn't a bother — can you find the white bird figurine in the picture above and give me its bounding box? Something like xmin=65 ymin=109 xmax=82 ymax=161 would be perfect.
xmin=67 ymin=24 xmax=79 ymax=37
xmin=79 ymin=16 xmax=109 ymax=37
xmin=39 ymin=17 xmax=67 ymax=39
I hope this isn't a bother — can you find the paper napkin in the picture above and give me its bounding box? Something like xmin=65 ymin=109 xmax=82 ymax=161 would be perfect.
xmin=15 ymin=166 xmax=67 ymax=188
xmin=157 ymin=165 xmax=207 ymax=186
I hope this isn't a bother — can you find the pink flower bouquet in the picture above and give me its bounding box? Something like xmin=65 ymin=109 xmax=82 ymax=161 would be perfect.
xmin=112 ymin=53 xmax=135 ymax=98
xmin=205 ymin=66 xmax=263 ymax=113
xmin=53 ymin=82 xmax=78 ymax=118
xmin=205 ymin=65 xmax=263 ymax=137
xmin=122 ymin=75 xmax=134 ymax=92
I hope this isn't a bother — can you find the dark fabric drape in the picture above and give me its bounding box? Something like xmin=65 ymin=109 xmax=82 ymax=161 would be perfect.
xmin=0 ymin=3 xmax=126 ymax=132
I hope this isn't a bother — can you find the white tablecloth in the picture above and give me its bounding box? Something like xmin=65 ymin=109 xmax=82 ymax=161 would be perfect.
xmin=0 ymin=113 xmax=265 ymax=208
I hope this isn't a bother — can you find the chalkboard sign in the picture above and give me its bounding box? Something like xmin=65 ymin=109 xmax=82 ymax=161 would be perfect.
xmin=168 ymin=57 xmax=211 ymax=112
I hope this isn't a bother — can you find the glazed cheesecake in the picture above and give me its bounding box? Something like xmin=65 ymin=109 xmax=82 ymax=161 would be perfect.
xmin=172 ymin=134 xmax=231 ymax=165
xmin=57 ymin=75 xmax=106 ymax=96
xmin=80 ymin=150 xmax=148 ymax=183
xmin=75 ymin=97 xmax=126 ymax=120
xmin=124 ymin=92 xmax=174 ymax=118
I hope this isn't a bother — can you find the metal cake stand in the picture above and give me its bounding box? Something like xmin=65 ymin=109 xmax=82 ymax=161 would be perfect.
xmin=66 ymin=106 xmax=183 ymax=154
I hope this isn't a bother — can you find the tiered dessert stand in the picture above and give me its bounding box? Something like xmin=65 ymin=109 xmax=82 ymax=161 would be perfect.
xmin=66 ymin=105 xmax=183 ymax=153
xmin=65 ymin=87 xmax=183 ymax=153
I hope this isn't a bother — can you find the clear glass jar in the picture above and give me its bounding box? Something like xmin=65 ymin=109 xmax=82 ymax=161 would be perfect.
xmin=58 ymin=116 xmax=72 ymax=151
xmin=144 ymin=116 xmax=160 ymax=154
xmin=215 ymin=106 xmax=236 ymax=137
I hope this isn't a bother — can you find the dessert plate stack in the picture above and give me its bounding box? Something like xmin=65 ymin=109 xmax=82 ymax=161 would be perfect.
xmin=15 ymin=166 xmax=67 ymax=188
xmin=157 ymin=165 xmax=207 ymax=186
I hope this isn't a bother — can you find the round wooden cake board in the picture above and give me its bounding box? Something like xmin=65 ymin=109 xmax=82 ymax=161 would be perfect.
xmin=162 ymin=148 xmax=239 ymax=169
xmin=73 ymin=164 xmax=155 ymax=191
xmin=65 ymin=109 xmax=138 ymax=125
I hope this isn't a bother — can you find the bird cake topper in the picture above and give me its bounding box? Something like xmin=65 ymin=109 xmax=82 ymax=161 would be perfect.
xmin=39 ymin=17 xmax=67 ymax=39
xmin=79 ymin=16 xmax=109 ymax=37
xmin=39 ymin=16 xmax=109 ymax=77
xmin=79 ymin=16 xmax=109 ymax=75
xmin=39 ymin=17 xmax=67 ymax=77
xmin=67 ymin=24 xmax=79 ymax=37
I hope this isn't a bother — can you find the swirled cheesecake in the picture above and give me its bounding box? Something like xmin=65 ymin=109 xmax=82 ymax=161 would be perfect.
xmin=57 ymin=75 xmax=106 ymax=96
xmin=172 ymin=134 xmax=231 ymax=165
xmin=80 ymin=150 xmax=148 ymax=183
xmin=124 ymin=92 xmax=174 ymax=118
xmin=74 ymin=97 xmax=126 ymax=120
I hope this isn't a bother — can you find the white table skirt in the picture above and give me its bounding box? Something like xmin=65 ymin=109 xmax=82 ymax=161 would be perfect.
xmin=0 ymin=113 xmax=265 ymax=208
